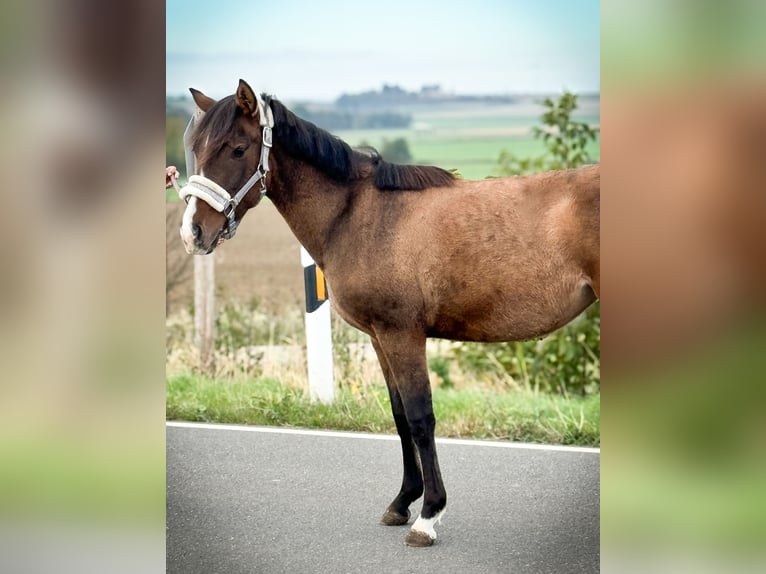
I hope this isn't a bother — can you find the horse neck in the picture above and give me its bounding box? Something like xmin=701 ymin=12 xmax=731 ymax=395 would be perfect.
xmin=266 ymin=152 xmax=354 ymax=268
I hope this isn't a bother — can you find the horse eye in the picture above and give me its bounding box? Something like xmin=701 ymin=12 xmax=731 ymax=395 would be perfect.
xmin=233 ymin=147 xmax=246 ymax=158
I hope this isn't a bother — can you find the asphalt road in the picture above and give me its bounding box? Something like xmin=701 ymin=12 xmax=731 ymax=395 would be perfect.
xmin=167 ymin=423 xmax=599 ymax=574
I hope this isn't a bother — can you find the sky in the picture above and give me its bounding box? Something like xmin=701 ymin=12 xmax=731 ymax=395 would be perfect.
xmin=167 ymin=0 xmax=599 ymax=102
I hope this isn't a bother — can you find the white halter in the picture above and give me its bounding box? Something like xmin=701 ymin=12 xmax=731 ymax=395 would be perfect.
xmin=178 ymin=94 xmax=274 ymax=240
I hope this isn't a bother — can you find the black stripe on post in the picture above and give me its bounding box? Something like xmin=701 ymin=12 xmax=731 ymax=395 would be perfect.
xmin=304 ymin=264 xmax=328 ymax=313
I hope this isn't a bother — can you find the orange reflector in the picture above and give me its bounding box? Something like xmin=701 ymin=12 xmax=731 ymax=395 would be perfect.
xmin=316 ymin=266 xmax=326 ymax=300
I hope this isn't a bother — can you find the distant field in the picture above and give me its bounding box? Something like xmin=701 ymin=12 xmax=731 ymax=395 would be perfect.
xmin=336 ymin=101 xmax=600 ymax=180
xmin=167 ymin=199 xmax=304 ymax=315
xmin=339 ymin=132 xmax=600 ymax=181
xmin=168 ymin=99 xmax=599 ymax=181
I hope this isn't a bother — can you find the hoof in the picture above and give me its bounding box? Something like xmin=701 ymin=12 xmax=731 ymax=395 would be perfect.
xmin=405 ymin=509 xmax=444 ymax=547
xmin=405 ymin=530 xmax=434 ymax=547
xmin=381 ymin=508 xmax=410 ymax=526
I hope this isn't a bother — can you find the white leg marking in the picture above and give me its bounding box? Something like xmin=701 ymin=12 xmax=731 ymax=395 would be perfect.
xmin=410 ymin=508 xmax=446 ymax=541
xmin=180 ymin=196 xmax=198 ymax=254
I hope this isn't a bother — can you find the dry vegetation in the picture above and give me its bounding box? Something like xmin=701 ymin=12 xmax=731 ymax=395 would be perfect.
xmin=166 ymin=199 xmax=306 ymax=315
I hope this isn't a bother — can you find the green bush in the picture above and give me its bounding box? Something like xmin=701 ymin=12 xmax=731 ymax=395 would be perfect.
xmin=447 ymin=303 xmax=599 ymax=396
xmin=428 ymin=355 xmax=454 ymax=389
xmin=496 ymin=91 xmax=598 ymax=176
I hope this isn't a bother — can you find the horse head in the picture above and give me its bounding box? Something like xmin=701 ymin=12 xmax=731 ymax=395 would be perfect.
xmin=179 ymin=79 xmax=272 ymax=254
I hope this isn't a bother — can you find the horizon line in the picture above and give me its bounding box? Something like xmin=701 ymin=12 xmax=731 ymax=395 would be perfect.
xmin=165 ymin=89 xmax=602 ymax=102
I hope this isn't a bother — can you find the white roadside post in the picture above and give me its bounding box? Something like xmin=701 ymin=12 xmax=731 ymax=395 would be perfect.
xmin=183 ymin=109 xmax=216 ymax=373
xmin=301 ymin=246 xmax=334 ymax=404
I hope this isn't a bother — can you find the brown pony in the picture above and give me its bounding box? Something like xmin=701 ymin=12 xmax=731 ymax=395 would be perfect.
xmin=179 ymin=79 xmax=599 ymax=547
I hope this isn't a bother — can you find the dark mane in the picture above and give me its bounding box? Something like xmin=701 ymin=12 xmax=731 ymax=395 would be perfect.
xmin=195 ymin=94 xmax=455 ymax=191
xmin=267 ymin=97 xmax=454 ymax=190
xmin=267 ymin=97 xmax=359 ymax=183
xmin=371 ymin=157 xmax=456 ymax=191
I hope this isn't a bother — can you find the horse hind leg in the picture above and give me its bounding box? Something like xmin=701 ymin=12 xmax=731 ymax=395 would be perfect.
xmin=371 ymin=336 xmax=424 ymax=526
xmin=374 ymin=330 xmax=447 ymax=547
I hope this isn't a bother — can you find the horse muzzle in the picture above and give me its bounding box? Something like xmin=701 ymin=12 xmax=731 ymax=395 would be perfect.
xmin=178 ymin=175 xmax=241 ymax=241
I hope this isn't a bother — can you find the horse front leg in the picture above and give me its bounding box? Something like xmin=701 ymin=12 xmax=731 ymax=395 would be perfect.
xmin=371 ymin=336 xmax=424 ymax=526
xmin=374 ymin=330 xmax=447 ymax=547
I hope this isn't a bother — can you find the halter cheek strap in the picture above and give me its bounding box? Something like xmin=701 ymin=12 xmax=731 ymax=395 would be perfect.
xmin=178 ymin=95 xmax=274 ymax=240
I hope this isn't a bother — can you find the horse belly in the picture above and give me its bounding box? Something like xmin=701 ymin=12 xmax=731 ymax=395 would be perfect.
xmin=426 ymin=275 xmax=596 ymax=343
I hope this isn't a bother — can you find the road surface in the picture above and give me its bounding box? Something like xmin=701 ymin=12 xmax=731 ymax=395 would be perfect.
xmin=167 ymin=422 xmax=599 ymax=574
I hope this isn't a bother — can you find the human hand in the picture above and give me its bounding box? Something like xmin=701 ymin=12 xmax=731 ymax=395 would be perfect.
xmin=166 ymin=166 xmax=181 ymax=189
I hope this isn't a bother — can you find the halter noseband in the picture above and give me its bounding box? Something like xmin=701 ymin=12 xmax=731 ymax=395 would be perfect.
xmin=178 ymin=95 xmax=275 ymax=240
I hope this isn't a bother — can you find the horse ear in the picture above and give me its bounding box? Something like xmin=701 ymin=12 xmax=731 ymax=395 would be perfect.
xmin=235 ymin=79 xmax=258 ymax=118
xmin=189 ymin=88 xmax=216 ymax=112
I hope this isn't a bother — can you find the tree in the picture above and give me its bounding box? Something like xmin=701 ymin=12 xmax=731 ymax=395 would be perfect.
xmin=496 ymin=91 xmax=598 ymax=176
xmin=380 ymin=138 xmax=413 ymax=164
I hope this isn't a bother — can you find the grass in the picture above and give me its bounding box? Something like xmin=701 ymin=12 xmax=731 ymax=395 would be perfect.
xmin=166 ymin=373 xmax=600 ymax=447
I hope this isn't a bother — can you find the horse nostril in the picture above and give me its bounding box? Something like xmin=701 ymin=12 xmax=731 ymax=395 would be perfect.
xmin=192 ymin=223 xmax=202 ymax=240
